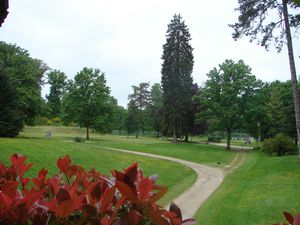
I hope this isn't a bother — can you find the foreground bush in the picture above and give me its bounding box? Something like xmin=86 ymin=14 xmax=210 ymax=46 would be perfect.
xmin=262 ymin=134 xmax=296 ymax=156
xmin=0 ymin=154 xmax=195 ymax=225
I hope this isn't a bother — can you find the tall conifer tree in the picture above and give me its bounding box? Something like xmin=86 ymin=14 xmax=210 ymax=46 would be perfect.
xmin=161 ymin=14 xmax=194 ymax=143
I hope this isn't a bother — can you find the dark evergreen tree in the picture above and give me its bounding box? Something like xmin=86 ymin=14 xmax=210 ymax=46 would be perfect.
xmin=46 ymin=70 xmax=67 ymax=118
xmin=0 ymin=68 xmax=23 ymax=137
xmin=267 ymin=85 xmax=286 ymax=136
xmin=161 ymin=14 xmax=194 ymax=143
xmin=126 ymin=100 xmax=139 ymax=138
xmin=230 ymin=0 xmax=300 ymax=156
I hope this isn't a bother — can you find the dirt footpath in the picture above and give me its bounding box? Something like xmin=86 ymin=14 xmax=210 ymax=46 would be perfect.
xmin=100 ymin=147 xmax=234 ymax=219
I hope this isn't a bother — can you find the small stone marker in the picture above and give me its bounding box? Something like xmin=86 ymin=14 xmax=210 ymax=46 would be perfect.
xmin=45 ymin=131 xmax=51 ymax=139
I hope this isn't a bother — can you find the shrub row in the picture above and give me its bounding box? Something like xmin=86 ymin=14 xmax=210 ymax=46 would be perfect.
xmin=262 ymin=134 xmax=296 ymax=156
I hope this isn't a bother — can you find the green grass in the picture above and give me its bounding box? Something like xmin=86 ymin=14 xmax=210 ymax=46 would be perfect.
xmin=3 ymin=126 xmax=298 ymax=224
xmin=87 ymin=136 xmax=236 ymax=166
xmin=195 ymin=151 xmax=300 ymax=225
xmin=0 ymin=128 xmax=198 ymax=205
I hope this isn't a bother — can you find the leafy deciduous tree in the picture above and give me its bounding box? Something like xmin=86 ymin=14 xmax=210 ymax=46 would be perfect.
xmin=230 ymin=0 xmax=300 ymax=157
xmin=63 ymin=67 xmax=115 ymax=140
xmin=196 ymin=59 xmax=262 ymax=150
xmin=0 ymin=41 xmax=48 ymax=125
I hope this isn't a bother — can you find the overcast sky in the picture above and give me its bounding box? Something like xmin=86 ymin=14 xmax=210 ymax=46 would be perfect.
xmin=1 ymin=0 xmax=299 ymax=107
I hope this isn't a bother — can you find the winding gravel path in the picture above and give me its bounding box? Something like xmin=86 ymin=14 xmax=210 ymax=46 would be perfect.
xmin=100 ymin=146 xmax=226 ymax=219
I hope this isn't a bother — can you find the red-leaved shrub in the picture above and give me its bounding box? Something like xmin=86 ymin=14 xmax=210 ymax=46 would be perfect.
xmin=273 ymin=211 xmax=300 ymax=225
xmin=0 ymin=153 xmax=195 ymax=225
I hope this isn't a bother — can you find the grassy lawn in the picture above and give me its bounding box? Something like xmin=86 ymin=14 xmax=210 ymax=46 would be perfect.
xmin=88 ymin=136 xmax=236 ymax=166
xmin=195 ymin=151 xmax=300 ymax=225
xmin=19 ymin=126 xmax=236 ymax=166
xmin=3 ymin=126 xmax=298 ymax=224
xmin=0 ymin=128 xmax=198 ymax=205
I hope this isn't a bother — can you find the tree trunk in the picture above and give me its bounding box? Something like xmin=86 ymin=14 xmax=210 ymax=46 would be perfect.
xmin=184 ymin=135 xmax=189 ymax=142
xmin=135 ymin=130 xmax=139 ymax=139
xmin=86 ymin=126 xmax=90 ymax=140
xmin=173 ymin=129 xmax=177 ymax=143
xmin=282 ymin=0 xmax=300 ymax=159
xmin=226 ymin=128 xmax=231 ymax=150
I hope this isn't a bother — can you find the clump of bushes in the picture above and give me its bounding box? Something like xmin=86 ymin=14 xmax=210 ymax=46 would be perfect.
xmin=262 ymin=134 xmax=296 ymax=156
xmin=207 ymin=136 xmax=222 ymax=143
xmin=74 ymin=136 xmax=85 ymax=143
xmin=0 ymin=153 xmax=195 ymax=225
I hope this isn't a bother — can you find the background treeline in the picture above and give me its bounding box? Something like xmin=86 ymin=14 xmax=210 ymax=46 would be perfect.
xmin=0 ymin=38 xmax=296 ymax=145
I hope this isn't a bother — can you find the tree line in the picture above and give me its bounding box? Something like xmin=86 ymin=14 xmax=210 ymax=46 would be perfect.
xmin=1 ymin=1 xmax=300 ymax=156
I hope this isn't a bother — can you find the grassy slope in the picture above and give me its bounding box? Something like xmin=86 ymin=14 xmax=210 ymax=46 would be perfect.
xmin=196 ymin=152 xmax=300 ymax=225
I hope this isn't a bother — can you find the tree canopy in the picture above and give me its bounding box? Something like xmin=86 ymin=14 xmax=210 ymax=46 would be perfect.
xmin=63 ymin=67 xmax=116 ymax=140
xmin=196 ymin=59 xmax=262 ymax=149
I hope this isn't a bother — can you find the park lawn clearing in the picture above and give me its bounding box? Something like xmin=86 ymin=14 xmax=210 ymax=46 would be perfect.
xmin=88 ymin=135 xmax=236 ymax=166
xmin=195 ymin=151 xmax=300 ymax=225
xmin=0 ymin=136 xmax=196 ymax=206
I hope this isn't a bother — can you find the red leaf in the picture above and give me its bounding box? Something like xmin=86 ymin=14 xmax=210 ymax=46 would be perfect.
xmin=38 ymin=168 xmax=48 ymax=180
xmin=149 ymin=209 xmax=168 ymax=225
xmin=0 ymin=192 xmax=11 ymax=208
xmin=100 ymin=186 xmax=116 ymax=213
xmin=20 ymin=189 xmax=44 ymax=208
xmin=53 ymin=195 xmax=84 ymax=218
xmin=32 ymin=168 xmax=48 ymax=189
xmin=169 ymin=202 xmax=182 ymax=221
xmin=100 ymin=217 xmax=111 ymax=225
xmin=115 ymin=196 xmax=126 ymax=209
xmin=1 ymin=180 xmax=18 ymax=198
xmin=57 ymin=155 xmax=71 ymax=174
xmin=10 ymin=154 xmax=32 ymax=177
xmin=88 ymin=182 xmax=102 ymax=201
xmin=56 ymin=188 xmax=71 ymax=203
xmin=137 ymin=178 xmax=153 ymax=202
xmin=124 ymin=162 xmax=138 ymax=183
xmin=82 ymin=204 xmax=98 ymax=217
xmin=149 ymin=186 xmax=168 ymax=203
xmin=294 ymin=214 xmax=300 ymax=225
xmin=0 ymin=163 xmax=6 ymax=176
xmin=114 ymin=170 xmax=136 ymax=193
xmin=115 ymin=180 xmax=138 ymax=203
xmin=284 ymin=211 xmax=294 ymax=224
xmin=128 ymin=210 xmax=141 ymax=225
